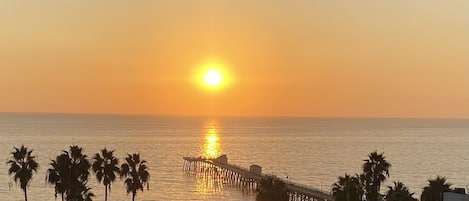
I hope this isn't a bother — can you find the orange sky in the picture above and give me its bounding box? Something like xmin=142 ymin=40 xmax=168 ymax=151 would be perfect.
xmin=0 ymin=1 xmax=468 ymax=118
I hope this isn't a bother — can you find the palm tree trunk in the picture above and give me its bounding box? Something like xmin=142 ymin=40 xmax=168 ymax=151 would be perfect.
xmin=105 ymin=184 xmax=108 ymax=201
xmin=24 ymin=188 xmax=28 ymax=201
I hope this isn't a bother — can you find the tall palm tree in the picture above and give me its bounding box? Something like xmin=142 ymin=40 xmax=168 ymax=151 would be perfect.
xmin=332 ymin=174 xmax=363 ymax=201
xmin=46 ymin=145 xmax=93 ymax=201
xmin=385 ymin=181 xmax=417 ymax=201
xmin=120 ymin=153 xmax=150 ymax=201
xmin=46 ymin=153 xmax=69 ymax=201
xmin=363 ymin=151 xmax=391 ymax=201
xmin=6 ymin=145 xmax=39 ymax=201
xmin=357 ymin=173 xmax=366 ymax=197
xmin=256 ymin=177 xmax=289 ymax=201
xmin=92 ymin=148 xmax=120 ymax=201
xmin=421 ymin=176 xmax=452 ymax=201
xmin=82 ymin=187 xmax=95 ymax=201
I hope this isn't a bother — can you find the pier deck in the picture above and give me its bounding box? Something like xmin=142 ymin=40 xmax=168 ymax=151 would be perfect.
xmin=183 ymin=156 xmax=333 ymax=201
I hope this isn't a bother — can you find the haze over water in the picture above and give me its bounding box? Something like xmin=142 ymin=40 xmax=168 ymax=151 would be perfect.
xmin=1 ymin=113 xmax=468 ymax=201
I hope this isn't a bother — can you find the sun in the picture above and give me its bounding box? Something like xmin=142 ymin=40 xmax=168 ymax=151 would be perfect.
xmin=204 ymin=70 xmax=222 ymax=87
xmin=194 ymin=60 xmax=232 ymax=90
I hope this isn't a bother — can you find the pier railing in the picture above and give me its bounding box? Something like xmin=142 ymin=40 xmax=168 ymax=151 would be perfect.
xmin=183 ymin=156 xmax=333 ymax=201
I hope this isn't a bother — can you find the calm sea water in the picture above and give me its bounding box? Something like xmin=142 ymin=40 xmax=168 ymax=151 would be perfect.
xmin=0 ymin=113 xmax=468 ymax=201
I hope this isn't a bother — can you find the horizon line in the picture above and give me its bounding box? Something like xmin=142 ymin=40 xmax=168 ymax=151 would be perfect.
xmin=0 ymin=111 xmax=467 ymax=120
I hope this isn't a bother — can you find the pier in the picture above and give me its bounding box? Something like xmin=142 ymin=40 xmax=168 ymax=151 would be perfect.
xmin=183 ymin=155 xmax=333 ymax=201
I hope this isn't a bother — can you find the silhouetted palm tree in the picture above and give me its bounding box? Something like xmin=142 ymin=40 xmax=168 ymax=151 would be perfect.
xmin=256 ymin=177 xmax=289 ymax=201
xmin=363 ymin=151 xmax=391 ymax=201
xmin=6 ymin=145 xmax=39 ymax=201
xmin=421 ymin=176 xmax=452 ymax=201
xmin=385 ymin=181 xmax=417 ymax=201
xmin=46 ymin=145 xmax=93 ymax=201
xmin=332 ymin=174 xmax=363 ymax=201
xmin=46 ymin=154 xmax=67 ymax=201
xmin=92 ymin=148 xmax=120 ymax=201
xmin=357 ymin=173 xmax=366 ymax=196
xmin=120 ymin=153 xmax=150 ymax=201
xmin=80 ymin=186 xmax=95 ymax=201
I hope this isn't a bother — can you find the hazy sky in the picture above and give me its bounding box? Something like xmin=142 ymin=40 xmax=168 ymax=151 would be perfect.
xmin=1 ymin=1 xmax=468 ymax=118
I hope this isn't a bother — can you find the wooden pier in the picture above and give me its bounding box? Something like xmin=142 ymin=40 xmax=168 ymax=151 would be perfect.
xmin=183 ymin=155 xmax=333 ymax=201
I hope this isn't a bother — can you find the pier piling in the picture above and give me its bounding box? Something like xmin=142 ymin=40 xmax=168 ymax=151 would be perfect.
xmin=183 ymin=155 xmax=333 ymax=201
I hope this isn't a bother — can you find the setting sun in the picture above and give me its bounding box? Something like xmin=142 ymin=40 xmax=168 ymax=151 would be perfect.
xmin=195 ymin=60 xmax=233 ymax=90
xmin=204 ymin=70 xmax=222 ymax=87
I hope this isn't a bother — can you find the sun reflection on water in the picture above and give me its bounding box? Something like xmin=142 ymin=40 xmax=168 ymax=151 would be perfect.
xmin=202 ymin=119 xmax=222 ymax=159
xmin=194 ymin=119 xmax=224 ymax=195
xmin=195 ymin=172 xmax=224 ymax=195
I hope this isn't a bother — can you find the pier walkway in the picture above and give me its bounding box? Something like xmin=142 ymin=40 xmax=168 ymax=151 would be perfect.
xmin=183 ymin=155 xmax=333 ymax=201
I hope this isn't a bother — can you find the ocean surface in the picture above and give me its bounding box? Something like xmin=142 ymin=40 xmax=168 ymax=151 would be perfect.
xmin=0 ymin=113 xmax=468 ymax=201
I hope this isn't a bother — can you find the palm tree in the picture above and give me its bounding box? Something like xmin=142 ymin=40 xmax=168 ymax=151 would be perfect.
xmin=385 ymin=181 xmax=417 ymax=201
xmin=6 ymin=145 xmax=39 ymax=201
xmin=46 ymin=145 xmax=93 ymax=201
xmin=256 ymin=177 xmax=289 ymax=201
xmin=421 ymin=176 xmax=452 ymax=201
xmin=82 ymin=187 xmax=95 ymax=201
xmin=77 ymin=184 xmax=95 ymax=201
xmin=332 ymin=174 xmax=363 ymax=201
xmin=46 ymin=153 xmax=68 ymax=201
xmin=357 ymin=173 xmax=366 ymax=196
xmin=92 ymin=148 xmax=120 ymax=201
xmin=120 ymin=153 xmax=150 ymax=201
xmin=363 ymin=151 xmax=391 ymax=201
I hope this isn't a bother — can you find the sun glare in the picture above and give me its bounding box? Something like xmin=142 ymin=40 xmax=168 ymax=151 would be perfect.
xmin=204 ymin=70 xmax=222 ymax=87
xmin=194 ymin=60 xmax=232 ymax=90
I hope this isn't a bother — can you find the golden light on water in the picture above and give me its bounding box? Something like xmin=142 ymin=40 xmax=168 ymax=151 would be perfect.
xmin=195 ymin=172 xmax=223 ymax=195
xmin=195 ymin=119 xmax=224 ymax=195
xmin=201 ymin=119 xmax=222 ymax=159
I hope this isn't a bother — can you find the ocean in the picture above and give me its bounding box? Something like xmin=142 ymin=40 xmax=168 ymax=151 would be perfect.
xmin=0 ymin=113 xmax=468 ymax=201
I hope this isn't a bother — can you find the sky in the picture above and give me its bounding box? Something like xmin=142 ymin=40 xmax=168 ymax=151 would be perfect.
xmin=0 ymin=1 xmax=468 ymax=118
